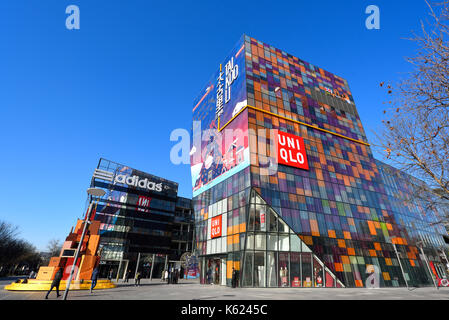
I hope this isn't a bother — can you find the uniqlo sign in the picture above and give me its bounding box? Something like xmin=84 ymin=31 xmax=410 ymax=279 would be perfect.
xmin=211 ymin=215 xmax=222 ymax=238
xmin=276 ymin=131 xmax=309 ymax=170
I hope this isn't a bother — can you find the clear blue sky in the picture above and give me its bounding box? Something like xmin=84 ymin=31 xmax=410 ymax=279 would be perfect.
xmin=0 ymin=0 xmax=431 ymax=250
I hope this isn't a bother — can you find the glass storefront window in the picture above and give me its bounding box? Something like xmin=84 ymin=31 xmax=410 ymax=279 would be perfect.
xmin=248 ymin=206 xmax=255 ymax=231
xmin=240 ymin=233 xmax=246 ymax=251
xmin=325 ymin=269 xmax=335 ymax=287
xmin=291 ymin=253 xmax=301 ymax=287
xmin=254 ymin=251 xmax=266 ymax=287
xmin=302 ymin=242 xmax=312 ymax=253
xmin=267 ymin=252 xmax=277 ymax=287
xmin=268 ymin=209 xmax=278 ymax=232
xmin=268 ymin=233 xmax=278 ymax=250
xmin=278 ymin=234 xmax=290 ymax=251
xmin=255 ymin=195 xmax=265 ymax=204
xmin=313 ymin=256 xmax=324 ymax=287
xmin=243 ymin=252 xmax=253 ymax=287
xmin=278 ymin=218 xmax=289 ymax=233
xmin=246 ymin=233 xmax=254 ymax=250
xmin=255 ymin=233 xmax=266 ymax=250
xmin=278 ymin=252 xmax=289 ymax=287
xmin=301 ymin=253 xmax=312 ymax=287
xmin=290 ymin=234 xmax=301 ymax=252
xmin=254 ymin=205 xmax=265 ymax=231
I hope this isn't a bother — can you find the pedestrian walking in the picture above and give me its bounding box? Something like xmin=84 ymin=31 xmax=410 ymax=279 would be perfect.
xmin=232 ymin=267 xmax=237 ymax=288
xmin=165 ymin=269 xmax=169 ymax=283
xmin=124 ymin=269 xmax=131 ymax=283
xmin=90 ymin=267 xmax=99 ymax=293
xmin=45 ymin=268 xmax=63 ymax=299
xmin=168 ymin=268 xmax=173 ymax=284
xmin=135 ymin=271 xmax=141 ymax=287
xmin=107 ymin=268 xmax=113 ymax=281
xmin=174 ymin=269 xmax=179 ymax=284
xmin=207 ymin=268 xmax=212 ymax=284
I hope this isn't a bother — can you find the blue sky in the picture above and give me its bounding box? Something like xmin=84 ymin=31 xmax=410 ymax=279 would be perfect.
xmin=0 ymin=0 xmax=431 ymax=250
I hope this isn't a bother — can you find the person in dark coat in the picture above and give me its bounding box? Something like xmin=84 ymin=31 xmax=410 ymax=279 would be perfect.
xmin=124 ymin=269 xmax=131 ymax=283
xmin=207 ymin=268 xmax=212 ymax=284
xmin=232 ymin=268 xmax=239 ymax=288
xmin=45 ymin=268 xmax=63 ymax=299
xmin=231 ymin=267 xmax=237 ymax=288
xmin=90 ymin=267 xmax=99 ymax=293
xmin=174 ymin=269 xmax=179 ymax=284
xmin=168 ymin=268 xmax=173 ymax=284
xmin=107 ymin=268 xmax=113 ymax=281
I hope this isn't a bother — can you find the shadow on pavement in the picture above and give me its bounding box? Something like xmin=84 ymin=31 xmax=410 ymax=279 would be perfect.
xmin=115 ymin=282 xmax=198 ymax=288
xmin=0 ymin=276 xmax=27 ymax=281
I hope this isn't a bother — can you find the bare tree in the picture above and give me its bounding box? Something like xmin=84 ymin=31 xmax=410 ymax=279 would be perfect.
xmin=0 ymin=220 xmax=42 ymax=276
xmin=46 ymin=238 xmax=62 ymax=257
xmin=377 ymin=1 xmax=449 ymax=225
xmin=0 ymin=221 xmax=19 ymax=266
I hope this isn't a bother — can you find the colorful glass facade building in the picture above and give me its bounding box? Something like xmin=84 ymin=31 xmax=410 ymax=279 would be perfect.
xmin=191 ymin=35 xmax=449 ymax=288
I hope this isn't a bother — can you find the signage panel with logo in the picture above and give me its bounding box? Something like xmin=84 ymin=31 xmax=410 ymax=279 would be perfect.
xmin=276 ymin=130 xmax=309 ymax=170
xmin=211 ymin=215 xmax=222 ymax=239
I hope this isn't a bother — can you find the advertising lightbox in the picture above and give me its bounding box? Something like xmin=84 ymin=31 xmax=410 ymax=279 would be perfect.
xmin=276 ymin=130 xmax=309 ymax=170
xmin=191 ymin=35 xmax=249 ymax=197
xmin=211 ymin=215 xmax=222 ymax=239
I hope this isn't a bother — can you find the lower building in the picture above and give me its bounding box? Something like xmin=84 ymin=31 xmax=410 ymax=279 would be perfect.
xmin=90 ymin=158 xmax=194 ymax=279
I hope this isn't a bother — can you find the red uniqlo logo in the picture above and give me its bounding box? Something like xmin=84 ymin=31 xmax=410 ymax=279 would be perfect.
xmin=276 ymin=130 xmax=309 ymax=170
xmin=211 ymin=215 xmax=222 ymax=239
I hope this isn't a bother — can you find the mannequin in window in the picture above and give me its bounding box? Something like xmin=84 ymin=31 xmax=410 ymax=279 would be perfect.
xmin=280 ymin=267 xmax=288 ymax=287
xmin=283 ymin=267 xmax=288 ymax=287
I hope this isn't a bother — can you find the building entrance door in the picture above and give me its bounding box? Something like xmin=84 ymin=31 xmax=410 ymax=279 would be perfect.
xmin=206 ymin=258 xmax=222 ymax=285
xmin=98 ymin=260 xmax=120 ymax=279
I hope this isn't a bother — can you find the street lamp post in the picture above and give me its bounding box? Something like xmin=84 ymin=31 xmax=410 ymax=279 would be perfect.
xmin=62 ymin=187 xmax=106 ymax=300
xmin=391 ymin=241 xmax=409 ymax=289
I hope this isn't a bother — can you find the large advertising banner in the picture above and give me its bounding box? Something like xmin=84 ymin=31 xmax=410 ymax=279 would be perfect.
xmin=191 ymin=36 xmax=248 ymax=197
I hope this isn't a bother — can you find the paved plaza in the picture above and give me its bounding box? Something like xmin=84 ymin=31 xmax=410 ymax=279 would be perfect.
xmin=1 ymin=277 xmax=449 ymax=300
